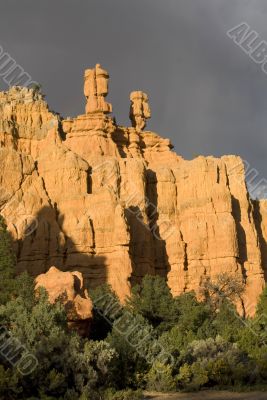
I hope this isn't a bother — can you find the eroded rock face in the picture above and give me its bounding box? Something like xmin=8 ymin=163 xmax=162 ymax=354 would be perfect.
xmin=0 ymin=68 xmax=266 ymax=316
xmin=35 ymin=266 xmax=93 ymax=335
xmin=84 ymin=64 xmax=112 ymax=114
xmin=129 ymin=91 xmax=151 ymax=132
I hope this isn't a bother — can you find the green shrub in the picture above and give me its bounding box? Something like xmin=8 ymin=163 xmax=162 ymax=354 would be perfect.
xmin=127 ymin=275 xmax=178 ymax=333
xmin=256 ymin=285 xmax=267 ymax=316
xmin=2 ymin=255 xmax=267 ymax=397
xmin=0 ymin=215 xmax=17 ymax=305
xmin=103 ymin=388 xmax=143 ymax=400
xmin=212 ymin=300 xmax=244 ymax=342
xmin=90 ymin=284 xmax=122 ymax=340
xmin=0 ymin=284 xmax=118 ymax=398
xmin=146 ymin=361 xmax=176 ymax=392
xmin=173 ymin=292 xmax=215 ymax=342
xmin=177 ymin=363 xmax=191 ymax=386
xmin=107 ymin=310 xmax=154 ymax=388
xmin=177 ymin=336 xmax=252 ymax=389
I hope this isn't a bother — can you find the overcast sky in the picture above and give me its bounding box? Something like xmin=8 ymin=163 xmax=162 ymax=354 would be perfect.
xmin=1 ymin=0 xmax=267 ymax=188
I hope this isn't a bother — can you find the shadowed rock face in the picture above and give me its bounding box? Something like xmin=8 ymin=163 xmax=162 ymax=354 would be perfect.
xmin=0 ymin=70 xmax=266 ymax=315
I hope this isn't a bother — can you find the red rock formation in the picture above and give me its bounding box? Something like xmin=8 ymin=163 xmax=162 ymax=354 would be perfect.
xmin=0 ymin=65 xmax=266 ymax=315
xmin=129 ymin=91 xmax=151 ymax=132
xmin=35 ymin=266 xmax=93 ymax=335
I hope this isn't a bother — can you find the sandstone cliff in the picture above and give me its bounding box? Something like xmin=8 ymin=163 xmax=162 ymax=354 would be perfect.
xmin=0 ymin=67 xmax=266 ymax=316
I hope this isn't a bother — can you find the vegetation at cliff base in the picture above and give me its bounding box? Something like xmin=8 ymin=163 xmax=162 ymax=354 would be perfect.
xmin=0 ymin=216 xmax=267 ymax=398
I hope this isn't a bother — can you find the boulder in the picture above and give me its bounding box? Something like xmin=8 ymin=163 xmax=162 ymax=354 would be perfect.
xmin=35 ymin=266 xmax=93 ymax=335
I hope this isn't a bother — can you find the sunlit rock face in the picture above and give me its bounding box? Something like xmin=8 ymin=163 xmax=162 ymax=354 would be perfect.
xmin=0 ymin=65 xmax=266 ymax=315
xmin=35 ymin=266 xmax=93 ymax=335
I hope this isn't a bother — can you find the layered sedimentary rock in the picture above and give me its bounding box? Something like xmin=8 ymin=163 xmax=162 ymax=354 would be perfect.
xmin=0 ymin=65 xmax=266 ymax=315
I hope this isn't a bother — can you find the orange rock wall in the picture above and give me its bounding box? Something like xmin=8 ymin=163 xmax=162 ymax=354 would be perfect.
xmin=0 ymin=86 xmax=266 ymax=314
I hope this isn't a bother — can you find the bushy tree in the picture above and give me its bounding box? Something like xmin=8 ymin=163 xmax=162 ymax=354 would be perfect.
xmin=0 ymin=284 xmax=118 ymax=399
xmin=177 ymin=336 xmax=253 ymax=390
xmin=145 ymin=361 xmax=176 ymax=392
xmin=127 ymin=276 xmax=177 ymax=332
xmin=0 ymin=215 xmax=17 ymax=305
xmin=256 ymin=285 xmax=267 ymax=317
xmin=173 ymin=292 xmax=214 ymax=340
xmin=212 ymin=300 xmax=244 ymax=342
xmin=158 ymin=292 xmax=215 ymax=364
xmin=201 ymin=273 xmax=245 ymax=311
xmin=1 ymin=255 xmax=267 ymax=398
xmin=90 ymin=284 xmax=122 ymax=341
xmin=107 ymin=309 xmax=155 ymax=388
xmin=237 ymin=288 xmax=267 ymax=381
xmin=103 ymin=388 xmax=143 ymax=400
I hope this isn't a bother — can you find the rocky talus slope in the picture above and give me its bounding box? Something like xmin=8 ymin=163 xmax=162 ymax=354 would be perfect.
xmin=0 ymin=67 xmax=266 ymax=315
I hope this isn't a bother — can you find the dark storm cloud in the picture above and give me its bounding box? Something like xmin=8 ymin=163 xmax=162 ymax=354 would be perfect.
xmin=1 ymin=0 xmax=267 ymax=186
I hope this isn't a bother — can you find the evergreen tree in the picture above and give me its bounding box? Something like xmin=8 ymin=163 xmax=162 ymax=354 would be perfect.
xmin=256 ymin=285 xmax=267 ymax=317
xmin=127 ymin=275 xmax=177 ymax=332
xmin=0 ymin=215 xmax=16 ymax=305
xmin=0 ymin=287 xmax=119 ymax=398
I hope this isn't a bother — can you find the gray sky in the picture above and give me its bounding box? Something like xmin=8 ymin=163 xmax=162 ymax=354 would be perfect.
xmin=1 ymin=0 xmax=267 ymax=188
